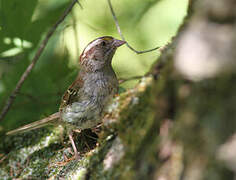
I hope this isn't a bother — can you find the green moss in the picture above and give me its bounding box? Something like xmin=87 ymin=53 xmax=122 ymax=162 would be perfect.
xmin=0 ymin=77 xmax=159 ymax=179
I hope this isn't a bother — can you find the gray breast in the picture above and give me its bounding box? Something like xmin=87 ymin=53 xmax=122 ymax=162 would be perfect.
xmin=61 ymin=71 xmax=118 ymax=129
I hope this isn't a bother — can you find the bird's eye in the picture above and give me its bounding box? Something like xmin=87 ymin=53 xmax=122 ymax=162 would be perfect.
xmin=101 ymin=41 xmax=106 ymax=46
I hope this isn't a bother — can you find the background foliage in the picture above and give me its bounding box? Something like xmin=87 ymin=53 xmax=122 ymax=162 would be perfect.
xmin=0 ymin=0 xmax=187 ymax=132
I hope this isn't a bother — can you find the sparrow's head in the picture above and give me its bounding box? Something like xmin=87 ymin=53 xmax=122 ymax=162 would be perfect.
xmin=80 ymin=36 xmax=125 ymax=72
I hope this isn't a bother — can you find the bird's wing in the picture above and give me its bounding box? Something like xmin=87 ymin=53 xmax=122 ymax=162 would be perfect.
xmin=59 ymin=74 xmax=84 ymax=111
xmin=6 ymin=112 xmax=60 ymax=135
xmin=6 ymin=72 xmax=85 ymax=136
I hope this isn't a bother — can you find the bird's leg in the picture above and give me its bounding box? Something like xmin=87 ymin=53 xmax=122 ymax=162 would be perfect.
xmin=68 ymin=130 xmax=80 ymax=159
xmin=91 ymin=123 xmax=102 ymax=135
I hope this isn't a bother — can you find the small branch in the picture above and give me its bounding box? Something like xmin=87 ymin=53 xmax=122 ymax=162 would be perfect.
xmin=76 ymin=0 xmax=83 ymax=9
xmin=107 ymin=0 xmax=160 ymax=54
xmin=119 ymin=76 xmax=144 ymax=84
xmin=0 ymin=154 xmax=8 ymax=164
xmin=0 ymin=0 xmax=79 ymax=122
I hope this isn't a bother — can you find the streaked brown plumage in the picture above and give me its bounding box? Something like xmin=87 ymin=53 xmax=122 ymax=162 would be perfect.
xmin=6 ymin=36 xmax=126 ymax=158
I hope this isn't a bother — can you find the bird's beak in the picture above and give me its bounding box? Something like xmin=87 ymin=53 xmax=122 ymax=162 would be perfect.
xmin=113 ymin=39 xmax=126 ymax=47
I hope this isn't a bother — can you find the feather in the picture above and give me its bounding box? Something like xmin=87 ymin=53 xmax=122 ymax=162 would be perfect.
xmin=6 ymin=112 xmax=60 ymax=135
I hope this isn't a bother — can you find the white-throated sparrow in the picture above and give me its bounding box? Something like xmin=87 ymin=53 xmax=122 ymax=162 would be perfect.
xmin=7 ymin=36 xmax=126 ymax=158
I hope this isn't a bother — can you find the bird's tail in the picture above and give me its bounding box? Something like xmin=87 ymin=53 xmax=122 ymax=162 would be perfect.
xmin=6 ymin=112 xmax=60 ymax=135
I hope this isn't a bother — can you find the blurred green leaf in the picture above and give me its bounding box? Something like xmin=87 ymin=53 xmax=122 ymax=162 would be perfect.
xmin=0 ymin=0 xmax=187 ymax=132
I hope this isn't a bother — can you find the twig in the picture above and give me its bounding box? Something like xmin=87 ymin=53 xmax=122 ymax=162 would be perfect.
xmin=0 ymin=154 xmax=8 ymax=164
xmin=118 ymin=76 xmax=144 ymax=84
xmin=0 ymin=0 xmax=79 ymax=122
xmin=76 ymin=0 xmax=83 ymax=9
xmin=107 ymin=0 xmax=160 ymax=54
